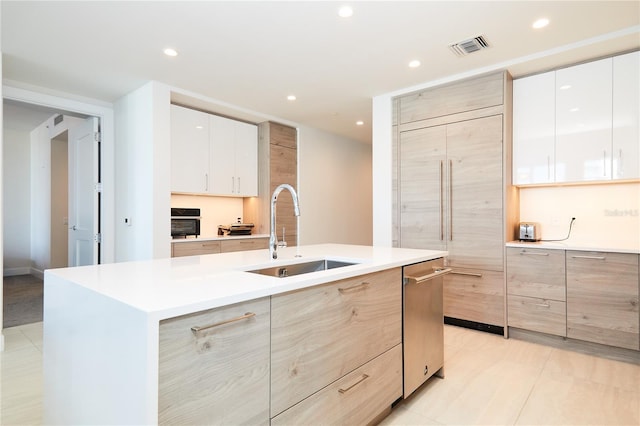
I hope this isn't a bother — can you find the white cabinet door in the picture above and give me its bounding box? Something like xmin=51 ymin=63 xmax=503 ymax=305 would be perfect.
xmin=613 ymin=51 xmax=639 ymax=180
xmin=234 ymin=121 xmax=258 ymax=196
xmin=210 ymin=115 xmax=258 ymax=196
xmin=513 ymin=72 xmax=556 ymax=184
xmin=170 ymin=105 xmax=210 ymax=193
xmin=209 ymin=114 xmax=236 ymax=195
xmin=555 ymin=58 xmax=612 ymax=183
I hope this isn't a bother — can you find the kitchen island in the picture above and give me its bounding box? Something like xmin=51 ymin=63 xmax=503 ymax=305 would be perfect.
xmin=43 ymin=243 xmax=447 ymax=425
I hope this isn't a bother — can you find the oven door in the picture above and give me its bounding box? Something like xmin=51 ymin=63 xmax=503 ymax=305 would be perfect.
xmin=171 ymin=218 xmax=200 ymax=237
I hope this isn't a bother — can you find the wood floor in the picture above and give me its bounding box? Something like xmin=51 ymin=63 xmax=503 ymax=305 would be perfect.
xmin=1 ymin=323 xmax=638 ymax=425
xmin=2 ymin=275 xmax=43 ymax=328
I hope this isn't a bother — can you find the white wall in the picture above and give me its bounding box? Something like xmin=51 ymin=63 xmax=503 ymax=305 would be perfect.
xmin=2 ymin=126 xmax=31 ymax=274
xmin=114 ymin=82 xmax=171 ymax=261
xmin=298 ymin=126 xmax=372 ymax=246
xmin=519 ymin=183 xmax=640 ymax=249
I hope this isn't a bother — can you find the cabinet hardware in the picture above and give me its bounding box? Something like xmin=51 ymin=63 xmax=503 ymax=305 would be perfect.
xmin=520 ymin=251 xmax=549 ymax=256
xmin=450 ymin=271 xmax=483 ymax=278
xmin=338 ymin=282 xmax=370 ymax=294
xmin=338 ymin=374 xmax=369 ymax=394
xmin=449 ymin=160 xmax=453 ymax=241
xmin=205 ymin=173 xmax=209 ymax=192
xmin=405 ymin=267 xmax=452 ymax=285
xmin=440 ymin=160 xmax=444 ymax=241
xmin=190 ymin=312 xmax=255 ymax=334
xmin=571 ymin=255 xmax=606 ymax=260
xmin=603 ymin=150 xmax=607 ymax=176
xmin=547 ymin=155 xmax=551 ymax=180
xmin=534 ymin=303 xmax=551 ymax=308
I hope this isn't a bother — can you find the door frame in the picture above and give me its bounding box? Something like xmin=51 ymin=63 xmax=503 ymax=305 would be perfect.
xmin=1 ymin=83 xmax=115 ymax=340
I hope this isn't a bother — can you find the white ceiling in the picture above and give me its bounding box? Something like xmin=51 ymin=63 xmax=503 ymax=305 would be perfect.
xmin=2 ymin=1 xmax=639 ymax=143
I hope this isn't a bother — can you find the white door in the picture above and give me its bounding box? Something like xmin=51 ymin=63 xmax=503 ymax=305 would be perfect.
xmin=68 ymin=116 xmax=100 ymax=266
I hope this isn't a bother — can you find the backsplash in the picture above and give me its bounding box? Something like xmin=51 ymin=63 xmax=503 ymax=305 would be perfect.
xmin=519 ymin=182 xmax=640 ymax=249
xmin=171 ymin=194 xmax=243 ymax=238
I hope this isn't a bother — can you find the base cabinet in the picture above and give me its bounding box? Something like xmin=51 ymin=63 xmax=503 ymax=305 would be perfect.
xmin=444 ymin=268 xmax=504 ymax=327
xmin=270 ymin=268 xmax=402 ymax=419
xmin=271 ymin=345 xmax=402 ymax=426
xmin=566 ymin=251 xmax=639 ymax=350
xmin=171 ymin=237 xmax=268 ymax=257
xmin=158 ymin=297 xmax=270 ymax=425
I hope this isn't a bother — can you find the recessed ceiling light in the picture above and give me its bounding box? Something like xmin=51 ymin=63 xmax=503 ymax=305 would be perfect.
xmin=287 ymin=95 xmax=297 ymax=101
xmin=570 ymin=107 xmax=580 ymax=112
xmin=532 ymin=18 xmax=550 ymax=29
xmin=163 ymin=48 xmax=178 ymax=57
xmin=195 ymin=125 xmax=203 ymax=129
xmin=409 ymin=60 xmax=421 ymax=68
xmin=560 ymin=84 xmax=572 ymax=90
xmin=338 ymin=5 xmax=353 ymax=18
xmin=356 ymin=120 xmax=364 ymax=126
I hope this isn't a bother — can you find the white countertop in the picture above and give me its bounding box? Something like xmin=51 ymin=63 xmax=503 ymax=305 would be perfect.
xmin=506 ymin=240 xmax=639 ymax=254
xmin=171 ymin=234 xmax=269 ymax=243
xmin=45 ymin=244 xmax=447 ymax=321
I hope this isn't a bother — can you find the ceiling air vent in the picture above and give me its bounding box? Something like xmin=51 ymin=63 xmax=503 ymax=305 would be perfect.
xmin=449 ymin=35 xmax=490 ymax=57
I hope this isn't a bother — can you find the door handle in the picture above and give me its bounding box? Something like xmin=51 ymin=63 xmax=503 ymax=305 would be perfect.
xmin=70 ymin=225 xmax=77 ymax=231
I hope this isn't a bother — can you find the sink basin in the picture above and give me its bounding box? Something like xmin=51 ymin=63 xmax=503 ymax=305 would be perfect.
xmin=247 ymin=259 xmax=357 ymax=278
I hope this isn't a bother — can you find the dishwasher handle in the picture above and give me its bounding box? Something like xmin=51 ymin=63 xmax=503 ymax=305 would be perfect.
xmin=404 ymin=267 xmax=452 ymax=285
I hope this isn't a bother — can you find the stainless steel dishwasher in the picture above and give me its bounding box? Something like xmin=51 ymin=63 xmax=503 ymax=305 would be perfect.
xmin=403 ymin=258 xmax=451 ymax=397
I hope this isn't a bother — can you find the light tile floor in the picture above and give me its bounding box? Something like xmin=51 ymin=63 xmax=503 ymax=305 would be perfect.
xmin=1 ymin=322 xmax=638 ymax=425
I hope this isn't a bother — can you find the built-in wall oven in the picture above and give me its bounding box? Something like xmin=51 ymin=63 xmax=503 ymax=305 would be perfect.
xmin=171 ymin=208 xmax=201 ymax=238
xmin=403 ymin=258 xmax=451 ymax=397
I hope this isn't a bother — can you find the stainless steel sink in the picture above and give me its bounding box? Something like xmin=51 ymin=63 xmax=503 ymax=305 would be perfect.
xmin=247 ymin=259 xmax=357 ymax=278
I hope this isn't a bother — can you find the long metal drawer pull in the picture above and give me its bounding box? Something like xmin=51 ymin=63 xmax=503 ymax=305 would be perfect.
xmin=338 ymin=374 xmax=369 ymax=394
xmin=520 ymin=251 xmax=549 ymax=256
xmin=338 ymin=282 xmax=370 ymax=294
xmin=190 ymin=312 xmax=255 ymax=334
xmin=571 ymin=255 xmax=606 ymax=260
xmin=440 ymin=160 xmax=444 ymax=241
xmin=449 ymin=159 xmax=453 ymax=241
xmin=405 ymin=267 xmax=452 ymax=284
xmin=534 ymin=303 xmax=551 ymax=308
xmin=450 ymin=271 xmax=483 ymax=278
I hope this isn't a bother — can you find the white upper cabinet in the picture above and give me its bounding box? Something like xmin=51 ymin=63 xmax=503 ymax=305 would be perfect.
xmin=513 ymin=72 xmax=556 ymax=185
xmin=555 ymin=57 xmax=612 ymax=183
xmin=210 ymin=115 xmax=258 ymax=197
xmin=513 ymin=52 xmax=639 ymax=185
xmin=613 ymin=51 xmax=639 ymax=180
xmin=171 ymin=105 xmax=258 ymax=196
xmin=170 ymin=105 xmax=210 ymax=193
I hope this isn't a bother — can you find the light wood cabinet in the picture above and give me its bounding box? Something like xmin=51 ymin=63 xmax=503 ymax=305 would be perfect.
xmin=399 ymin=72 xmax=504 ymax=124
xmin=170 ymin=105 xmax=210 ymax=193
xmin=566 ymin=251 xmax=639 ymax=350
xmin=613 ymin=51 xmax=640 ymax=180
xmin=170 ymin=104 xmax=258 ymax=196
xmin=270 ymin=268 xmax=402 ymax=418
xmin=172 ymin=240 xmax=221 ymax=257
xmin=220 ymin=238 xmax=268 ymax=253
xmin=444 ymin=268 xmax=504 ymax=327
xmin=512 ymin=72 xmax=556 ymax=185
xmin=506 ymin=247 xmax=567 ymax=337
xmin=210 ymin=115 xmax=258 ymax=196
xmin=271 ymin=345 xmax=402 ymax=426
xmin=158 ymin=297 xmax=270 ymax=425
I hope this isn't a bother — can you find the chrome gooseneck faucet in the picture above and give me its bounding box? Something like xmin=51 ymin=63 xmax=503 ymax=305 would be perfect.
xmin=270 ymin=183 xmax=300 ymax=260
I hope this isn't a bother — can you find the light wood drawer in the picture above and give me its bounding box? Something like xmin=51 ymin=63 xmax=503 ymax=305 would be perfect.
xmin=270 ymin=268 xmax=402 ymax=416
xmin=508 ymin=294 xmax=566 ymax=337
xmin=444 ymin=268 xmax=504 ymax=326
xmin=271 ymin=344 xmax=402 ymax=426
xmin=507 ymin=247 xmax=566 ymax=301
xmin=171 ymin=240 xmax=221 ymax=257
xmin=158 ymin=297 xmax=270 ymax=425
xmin=220 ymin=238 xmax=268 ymax=253
xmin=567 ymin=251 xmax=639 ymax=350
xmin=399 ymin=72 xmax=504 ymax=124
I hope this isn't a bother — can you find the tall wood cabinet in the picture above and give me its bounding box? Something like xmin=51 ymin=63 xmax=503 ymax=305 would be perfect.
xmin=245 ymin=122 xmax=298 ymax=245
xmin=394 ymin=71 xmax=515 ymax=329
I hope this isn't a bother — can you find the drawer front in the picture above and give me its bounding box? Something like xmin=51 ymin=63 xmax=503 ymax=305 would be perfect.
xmin=507 ymin=247 xmax=566 ymax=301
xmin=271 ymin=344 xmax=402 ymax=426
xmin=270 ymin=268 xmax=402 ymax=416
xmin=567 ymin=251 xmax=639 ymax=350
xmin=172 ymin=240 xmax=221 ymax=257
xmin=220 ymin=238 xmax=268 ymax=253
xmin=399 ymin=72 xmax=504 ymax=124
xmin=444 ymin=268 xmax=504 ymax=326
xmin=508 ymin=294 xmax=566 ymax=337
xmin=158 ymin=298 xmax=270 ymax=425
